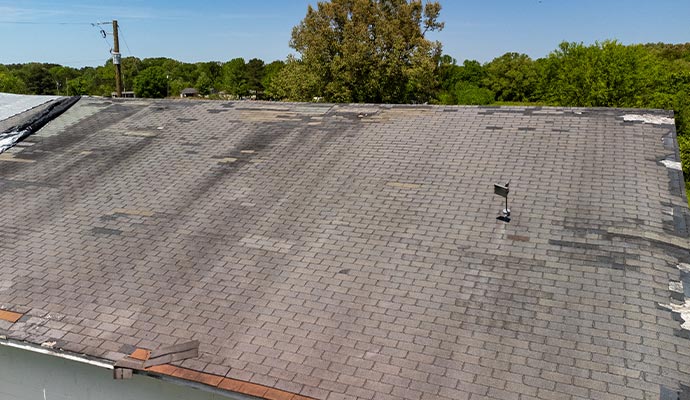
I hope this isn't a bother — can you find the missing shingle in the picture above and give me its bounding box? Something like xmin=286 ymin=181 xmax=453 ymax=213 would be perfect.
xmin=338 ymin=269 xmax=350 ymax=275
xmin=386 ymin=182 xmax=421 ymax=190
xmin=661 ymin=263 xmax=690 ymax=334
xmin=517 ymin=127 xmax=536 ymax=131
xmin=119 ymin=344 xmax=137 ymax=355
xmin=506 ymin=234 xmax=530 ymax=242
xmin=123 ymin=130 xmax=158 ymax=138
xmin=0 ymin=153 xmax=35 ymax=163
xmin=674 ymin=329 xmax=690 ymax=340
xmin=659 ymin=383 xmax=690 ymax=400
xmin=681 ymin=384 xmax=690 ymax=400
xmin=660 ymin=385 xmax=679 ymax=400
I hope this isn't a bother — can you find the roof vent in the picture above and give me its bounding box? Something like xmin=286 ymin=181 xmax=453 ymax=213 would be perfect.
xmin=494 ymin=181 xmax=511 ymax=221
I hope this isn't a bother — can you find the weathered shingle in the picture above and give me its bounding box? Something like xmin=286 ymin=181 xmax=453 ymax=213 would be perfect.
xmin=1 ymin=98 xmax=689 ymax=399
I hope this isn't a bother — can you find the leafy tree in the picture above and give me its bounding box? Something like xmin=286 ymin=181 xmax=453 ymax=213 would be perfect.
xmin=0 ymin=72 xmax=26 ymax=93
xmin=196 ymin=72 xmax=213 ymax=95
xmin=541 ymin=41 xmax=657 ymax=107
xmin=222 ymin=57 xmax=248 ymax=97
xmin=15 ymin=63 xmax=59 ymax=95
xmin=120 ymin=57 xmax=143 ymax=92
xmin=266 ymin=56 xmax=320 ymax=101
xmin=457 ymin=60 xmax=487 ymax=86
xmin=171 ymin=63 xmax=198 ymax=85
xmin=484 ymin=53 xmax=537 ymax=102
xmin=279 ymin=0 xmax=444 ymax=103
xmin=169 ymin=78 xmax=188 ymax=97
xmin=437 ymin=55 xmax=458 ymax=91
xmin=49 ymin=65 xmax=78 ymax=94
xmin=197 ymin=61 xmax=222 ymax=90
xmin=66 ymin=76 xmax=91 ymax=95
xmin=261 ymin=60 xmax=285 ymax=99
xmin=454 ymin=82 xmax=495 ymax=105
xmin=245 ymin=58 xmax=265 ymax=94
xmin=133 ymin=66 xmax=167 ymax=98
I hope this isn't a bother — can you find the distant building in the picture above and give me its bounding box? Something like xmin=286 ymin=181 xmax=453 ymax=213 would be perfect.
xmin=110 ymin=91 xmax=135 ymax=98
xmin=180 ymin=88 xmax=199 ymax=98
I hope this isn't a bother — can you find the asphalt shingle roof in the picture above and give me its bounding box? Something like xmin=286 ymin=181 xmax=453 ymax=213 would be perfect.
xmin=1 ymin=97 xmax=690 ymax=400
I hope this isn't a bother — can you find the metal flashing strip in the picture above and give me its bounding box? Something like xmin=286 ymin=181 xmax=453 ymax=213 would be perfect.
xmin=0 ymin=339 xmax=113 ymax=370
xmin=119 ymin=345 xmax=315 ymax=400
xmin=0 ymin=340 xmax=282 ymax=400
xmin=142 ymin=364 xmax=316 ymax=400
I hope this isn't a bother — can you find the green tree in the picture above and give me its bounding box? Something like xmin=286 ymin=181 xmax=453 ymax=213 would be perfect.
xmin=541 ymin=41 xmax=657 ymax=107
xmin=245 ymin=58 xmax=265 ymax=94
xmin=261 ymin=60 xmax=285 ymax=99
xmin=437 ymin=55 xmax=458 ymax=91
xmin=266 ymin=56 xmax=320 ymax=101
xmin=278 ymin=0 xmax=444 ymax=103
xmin=196 ymin=72 xmax=213 ymax=95
xmin=453 ymin=82 xmax=495 ymax=105
xmin=457 ymin=60 xmax=487 ymax=86
xmin=484 ymin=53 xmax=537 ymax=102
xmin=222 ymin=57 xmax=248 ymax=97
xmin=66 ymin=76 xmax=91 ymax=95
xmin=0 ymin=72 xmax=27 ymax=93
xmin=197 ymin=61 xmax=222 ymax=90
xmin=120 ymin=57 xmax=143 ymax=92
xmin=49 ymin=65 xmax=78 ymax=94
xmin=169 ymin=78 xmax=188 ymax=97
xmin=15 ymin=63 xmax=58 ymax=94
xmin=133 ymin=66 xmax=167 ymax=98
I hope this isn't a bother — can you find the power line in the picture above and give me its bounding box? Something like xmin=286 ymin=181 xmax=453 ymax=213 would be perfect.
xmin=90 ymin=23 xmax=112 ymax=53
xmin=0 ymin=21 xmax=90 ymax=25
xmin=117 ymin=25 xmax=135 ymax=60
xmin=117 ymin=24 xmax=140 ymax=92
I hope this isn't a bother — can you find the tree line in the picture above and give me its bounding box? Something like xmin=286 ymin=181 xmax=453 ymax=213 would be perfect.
xmin=4 ymin=42 xmax=687 ymax=112
xmin=0 ymin=57 xmax=287 ymax=100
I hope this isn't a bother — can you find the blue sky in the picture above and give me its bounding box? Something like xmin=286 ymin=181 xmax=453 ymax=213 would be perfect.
xmin=1 ymin=0 xmax=689 ymax=68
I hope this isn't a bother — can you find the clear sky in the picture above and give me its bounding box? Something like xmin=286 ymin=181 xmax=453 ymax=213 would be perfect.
xmin=0 ymin=0 xmax=688 ymax=68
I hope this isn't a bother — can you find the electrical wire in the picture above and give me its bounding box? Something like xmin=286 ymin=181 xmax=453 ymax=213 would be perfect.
xmin=90 ymin=23 xmax=112 ymax=53
xmin=117 ymin=24 xmax=140 ymax=91
xmin=0 ymin=21 xmax=89 ymax=25
xmin=118 ymin=25 xmax=135 ymax=60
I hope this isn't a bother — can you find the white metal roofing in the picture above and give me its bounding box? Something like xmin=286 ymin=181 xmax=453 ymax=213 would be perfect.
xmin=0 ymin=92 xmax=60 ymax=122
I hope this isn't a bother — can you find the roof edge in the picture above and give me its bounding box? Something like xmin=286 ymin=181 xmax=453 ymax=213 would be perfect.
xmin=0 ymin=337 xmax=113 ymax=369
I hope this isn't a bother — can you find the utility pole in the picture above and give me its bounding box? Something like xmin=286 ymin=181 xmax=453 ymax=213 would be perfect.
xmin=112 ymin=20 xmax=123 ymax=97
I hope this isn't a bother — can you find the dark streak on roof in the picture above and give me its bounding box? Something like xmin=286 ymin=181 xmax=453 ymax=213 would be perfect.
xmin=1 ymin=97 xmax=690 ymax=400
